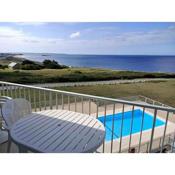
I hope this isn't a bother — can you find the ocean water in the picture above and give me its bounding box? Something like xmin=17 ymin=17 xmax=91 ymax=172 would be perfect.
xmin=19 ymin=53 xmax=175 ymax=73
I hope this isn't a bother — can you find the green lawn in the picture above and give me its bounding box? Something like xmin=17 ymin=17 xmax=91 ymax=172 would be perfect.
xmin=55 ymin=80 xmax=175 ymax=107
xmin=0 ymin=68 xmax=175 ymax=84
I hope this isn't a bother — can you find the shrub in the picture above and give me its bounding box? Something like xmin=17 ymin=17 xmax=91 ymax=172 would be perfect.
xmin=0 ymin=64 xmax=8 ymax=69
xmin=22 ymin=60 xmax=36 ymax=65
xmin=43 ymin=59 xmax=68 ymax=69
xmin=21 ymin=64 xmax=43 ymax=70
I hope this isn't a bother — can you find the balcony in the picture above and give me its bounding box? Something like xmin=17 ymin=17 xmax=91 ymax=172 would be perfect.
xmin=0 ymin=81 xmax=175 ymax=153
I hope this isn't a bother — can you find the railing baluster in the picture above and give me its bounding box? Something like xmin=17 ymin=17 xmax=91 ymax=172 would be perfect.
xmin=138 ymin=107 xmax=145 ymax=153
xmin=102 ymin=103 xmax=107 ymax=153
xmin=0 ymin=85 xmax=1 ymax=96
xmin=10 ymin=85 xmax=13 ymax=98
xmin=146 ymin=143 xmax=149 ymax=152
xmin=67 ymin=95 xmax=70 ymax=111
xmin=34 ymin=89 xmax=36 ymax=112
xmin=5 ymin=84 xmax=7 ymax=96
xmin=75 ymin=97 xmax=77 ymax=112
xmin=128 ymin=105 xmax=135 ymax=151
xmin=96 ymin=101 xmax=98 ymax=119
xmin=13 ymin=86 xmax=15 ymax=98
xmin=119 ymin=104 xmax=125 ymax=153
xmin=19 ymin=87 xmax=21 ymax=97
xmin=6 ymin=84 xmax=9 ymax=96
xmin=171 ymin=133 xmax=175 ymax=153
xmin=2 ymin=84 xmax=4 ymax=96
xmin=89 ymin=99 xmax=91 ymax=115
xmin=16 ymin=86 xmax=18 ymax=98
xmin=39 ymin=90 xmax=41 ymax=111
xmin=44 ymin=90 xmax=47 ymax=110
xmin=14 ymin=86 xmax=17 ymax=98
xmin=49 ymin=91 xmax=52 ymax=110
xmin=56 ymin=93 xmax=58 ymax=109
xmin=149 ymin=109 xmax=157 ymax=152
xmin=28 ymin=88 xmax=31 ymax=103
xmin=62 ymin=94 xmax=64 ymax=109
xmin=81 ymin=97 xmax=84 ymax=113
xmin=23 ymin=87 xmax=26 ymax=99
xmin=111 ymin=103 xmax=115 ymax=153
xmin=160 ymin=111 xmax=170 ymax=152
xmin=159 ymin=138 xmax=162 ymax=149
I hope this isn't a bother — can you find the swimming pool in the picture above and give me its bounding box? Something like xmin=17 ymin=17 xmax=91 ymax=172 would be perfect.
xmin=98 ymin=109 xmax=165 ymax=141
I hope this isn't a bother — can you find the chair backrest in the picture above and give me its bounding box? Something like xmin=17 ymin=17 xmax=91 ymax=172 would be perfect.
xmin=2 ymin=98 xmax=32 ymax=129
xmin=0 ymin=96 xmax=12 ymax=108
xmin=0 ymin=96 xmax=13 ymax=128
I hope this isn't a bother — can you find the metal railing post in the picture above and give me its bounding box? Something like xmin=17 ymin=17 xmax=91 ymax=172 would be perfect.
xmin=160 ymin=112 xmax=170 ymax=152
xmin=128 ymin=105 xmax=135 ymax=151
xmin=149 ymin=109 xmax=157 ymax=152
xmin=102 ymin=103 xmax=107 ymax=153
xmin=111 ymin=103 xmax=115 ymax=153
xmin=56 ymin=93 xmax=58 ymax=109
xmin=62 ymin=94 xmax=64 ymax=109
xmin=89 ymin=99 xmax=91 ymax=115
xmin=49 ymin=91 xmax=52 ymax=110
xmin=39 ymin=90 xmax=41 ymax=111
xmin=138 ymin=107 xmax=145 ymax=152
xmin=119 ymin=104 xmax=125 ymax=153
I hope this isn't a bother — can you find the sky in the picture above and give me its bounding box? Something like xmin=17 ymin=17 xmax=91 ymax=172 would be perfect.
xmin=0 ymin=22 xmax=175 ymax=55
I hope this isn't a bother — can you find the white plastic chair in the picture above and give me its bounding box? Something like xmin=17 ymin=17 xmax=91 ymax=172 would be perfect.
xmin=0 ymin=96 xmax=12 ymax=130
xmin=1 ymin=98 xmax=32 ymax=152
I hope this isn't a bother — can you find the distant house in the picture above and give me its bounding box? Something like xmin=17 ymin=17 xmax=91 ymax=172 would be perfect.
xmin=8 ymin=62 xmax=20 ymax=69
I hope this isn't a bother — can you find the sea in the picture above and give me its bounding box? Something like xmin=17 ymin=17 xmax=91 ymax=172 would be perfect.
xmin=18 ymin=53 xmax=175 ymax=73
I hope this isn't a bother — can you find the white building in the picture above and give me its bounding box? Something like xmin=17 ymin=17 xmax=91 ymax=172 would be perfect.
xmin=8 ymin=62 xmax=19 ymax=69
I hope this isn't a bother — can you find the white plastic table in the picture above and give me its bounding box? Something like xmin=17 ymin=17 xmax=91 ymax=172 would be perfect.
xmin=10 ymin=110 xmax=105 ymax=153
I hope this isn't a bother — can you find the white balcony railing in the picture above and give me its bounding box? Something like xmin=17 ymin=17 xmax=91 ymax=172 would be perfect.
xmin=0 ymin=81 xmax=175 ymax=153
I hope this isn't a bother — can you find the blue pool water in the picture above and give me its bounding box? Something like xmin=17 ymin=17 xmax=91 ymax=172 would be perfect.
xmin=98 ymin=109 xmax=165 ymax=141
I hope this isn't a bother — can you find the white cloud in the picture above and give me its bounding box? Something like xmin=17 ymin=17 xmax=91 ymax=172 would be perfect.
xmin=0 ymin=26 xmax=63 ymax=44
xmin=102 ymin=27 xmax=175 ymax=47
xmin=0 ymin=25 xmax=175 ymax=54
xmin=70 ymin=31 xmax=80 ymax=39
xmin=0 ymin=27 xmax=25 ymax=38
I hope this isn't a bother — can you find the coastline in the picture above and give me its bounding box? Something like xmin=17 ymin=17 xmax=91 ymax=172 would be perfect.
xmin=13 ymin=53 xmax=175 ymax=73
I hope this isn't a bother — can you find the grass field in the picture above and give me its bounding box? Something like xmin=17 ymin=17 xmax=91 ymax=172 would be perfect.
xmin=55 ymin=80 xmax=175 ymax=107
xmin=0 ymin=68 xmax=175 ymax=84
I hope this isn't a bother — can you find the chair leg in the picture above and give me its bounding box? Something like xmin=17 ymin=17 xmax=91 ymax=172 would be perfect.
xmin=7 ymin=136 xmax=12 ymax=153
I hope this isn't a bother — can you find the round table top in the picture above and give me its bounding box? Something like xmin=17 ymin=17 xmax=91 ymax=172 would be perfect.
xmin=10 ymin=110 xmax=105 ymax=153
